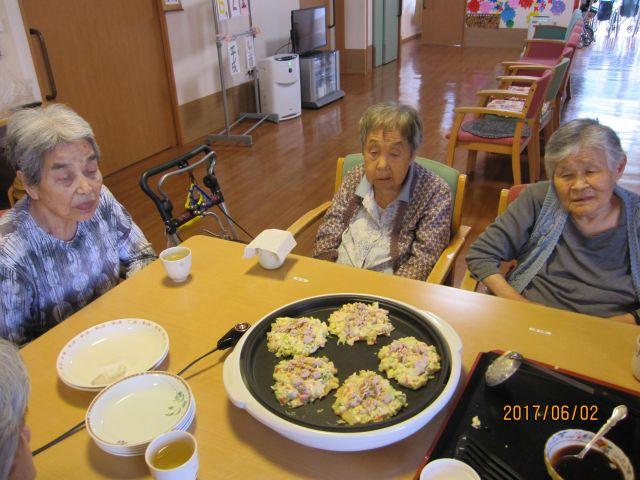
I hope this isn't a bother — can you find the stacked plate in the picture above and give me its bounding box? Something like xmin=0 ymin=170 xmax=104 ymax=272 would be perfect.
xmin=57 ymin=319 xmax=169 ymax=391
xmin=86 ymin=371 xmax=196 ymax=456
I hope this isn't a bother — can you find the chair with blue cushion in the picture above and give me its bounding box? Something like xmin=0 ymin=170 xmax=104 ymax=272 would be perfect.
xmin=286 ymin=154 xmax=471 ymax=285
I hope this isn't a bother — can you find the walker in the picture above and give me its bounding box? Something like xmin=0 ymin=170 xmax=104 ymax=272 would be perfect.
xmin=140 ymin=145 xmax=241 ymax=246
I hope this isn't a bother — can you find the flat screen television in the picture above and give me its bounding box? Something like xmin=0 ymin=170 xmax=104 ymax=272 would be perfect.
xmin=291 ymin=6 xmax=326 ymax=55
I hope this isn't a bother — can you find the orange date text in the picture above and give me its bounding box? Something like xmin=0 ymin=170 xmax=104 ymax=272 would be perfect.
xmin=502 ymin=404 xmax=599 ymax=422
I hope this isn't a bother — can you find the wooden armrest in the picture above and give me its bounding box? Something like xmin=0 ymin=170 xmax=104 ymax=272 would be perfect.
xmin=7 ymin=185 xmax=15 ymax=208
xmin=495 ymin=75 xmax=542 ymax=84
xmin=453 ymin=106 xmax=525 ymax=119
xmin=501 ymin=60 xmax=547 ymax=67
xmin=459 ymin=269 xmax=479 ymax=291
xmin=426 ymin=225 xmax=471 ymax=285
xmin=475 ymin=89 xmax=529 ymax=99
xmin=286 ymin=201 xmax=332 ymax=237
xmin=506 ymin=64 xmax=551 ymax=72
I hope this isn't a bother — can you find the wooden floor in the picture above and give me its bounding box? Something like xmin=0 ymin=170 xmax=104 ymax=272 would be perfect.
xmin=104 ymin=28 xmax=640 ymax=286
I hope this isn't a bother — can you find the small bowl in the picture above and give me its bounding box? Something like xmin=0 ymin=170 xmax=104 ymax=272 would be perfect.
xmin=420 ymin=458 xmax=481 ymax=480
xmin=160 ymin=246 xmax=192 ymax=282
xmin=544 ymin=429 xmax=635 ymax=480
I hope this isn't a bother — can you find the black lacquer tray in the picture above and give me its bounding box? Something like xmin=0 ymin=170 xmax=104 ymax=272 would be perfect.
xmin=416 ymin=351 xmax=640 ymax=479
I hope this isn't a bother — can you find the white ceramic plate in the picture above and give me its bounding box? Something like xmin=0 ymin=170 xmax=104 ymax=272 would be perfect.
xmin=57 ymin=319 xmax=169 ymax=390
xmin=86 ymin=371 xmax=192 ymax=448
xmin=93 ymin=400 xmax=196 ymax=456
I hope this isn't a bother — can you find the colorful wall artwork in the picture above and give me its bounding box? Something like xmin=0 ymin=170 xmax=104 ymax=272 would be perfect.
xmin=466 ymin=0 xmax=571 ymax=28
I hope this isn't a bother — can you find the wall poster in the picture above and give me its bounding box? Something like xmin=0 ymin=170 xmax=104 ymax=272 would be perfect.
xmin=216 ymin=0 xmax=229 ymax=20
xmin=245 ymin=36 xmax=256 ymax=70
xmin=466 ymin=0 xmax=569 ymax=28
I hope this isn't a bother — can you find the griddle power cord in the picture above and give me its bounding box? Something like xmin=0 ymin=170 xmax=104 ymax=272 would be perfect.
xmin=32 ymin=323 xmax=251 ymax=457
xmin=177 ymin=322 xmax=250 ymax=376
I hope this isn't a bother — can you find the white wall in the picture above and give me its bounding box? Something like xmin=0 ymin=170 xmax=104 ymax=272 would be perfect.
xmin=0 ymin=0 xmax=40 ymax=109
xmin=166 ymin=0 xmax=298 ymax=106
xmin=3 ymin=0 xmax=298 ymax=110
xmin=400 ymin=0 xmax=421 ymax=40
xmin=344 ymin=0 xmax=367 ymax=49
xmin=367 ymin=0 xmax=373 ymax=46
xmin=542 ymin=7 xmax=574 ymax=28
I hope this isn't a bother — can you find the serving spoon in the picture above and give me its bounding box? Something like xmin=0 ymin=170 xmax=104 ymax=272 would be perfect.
xmin=573 ymin=405 xmax=628 ymax=460
xmin=485 ymin=351 xmax=596 ymax=393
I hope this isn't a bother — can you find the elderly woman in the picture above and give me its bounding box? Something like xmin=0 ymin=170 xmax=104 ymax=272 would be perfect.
xmin=0 ymin=338 xmax=35 ymax=480
xmin=0 ymin=104 xmax=156 ymax=344
xmin=313 ymin=102 xmax=452 ymax=281
xmin=467 ymin=119 xmax=639 ymax=324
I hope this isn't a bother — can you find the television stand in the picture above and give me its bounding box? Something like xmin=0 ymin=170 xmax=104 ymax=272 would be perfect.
xmin=299 ymin=50 xmax=345 ymax=109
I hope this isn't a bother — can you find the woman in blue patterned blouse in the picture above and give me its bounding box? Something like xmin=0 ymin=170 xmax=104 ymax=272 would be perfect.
xmin=0 ymin=104 xmax=156 ymax=345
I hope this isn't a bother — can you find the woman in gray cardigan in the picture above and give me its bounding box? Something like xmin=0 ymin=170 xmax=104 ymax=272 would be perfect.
xmin=467 ymin=119 xmax=640 ymax=324
xmin=313 ymin=102 xmax=452 ymax=281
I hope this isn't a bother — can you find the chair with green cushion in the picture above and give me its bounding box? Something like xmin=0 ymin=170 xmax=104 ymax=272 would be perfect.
xmin=445 ymin=69 xmax=552 ymax=185
xmin=533 ymin=24 xmax=567 ymax=40
xmin=287 ymin=154 xmax=471 ymax=285
xmin=533 ymin=9 xmax=583 ymax=41
xmin=502 ymin=57 xmax=571 ymax=159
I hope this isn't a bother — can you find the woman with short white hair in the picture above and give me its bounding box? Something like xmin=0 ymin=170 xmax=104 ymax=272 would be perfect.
xmin=313 ymin=102 xmax=452 ymax=281
xmin=0 ymin=104 xmax=156 ymax=344
xmin=467 ymin=118 xmax=640 ymax=324
xmin=0 ymin=338 xmax=35 ymax=480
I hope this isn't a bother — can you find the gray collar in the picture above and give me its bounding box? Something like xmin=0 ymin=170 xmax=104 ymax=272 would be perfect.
xmin=355 ymin=162 xmax=414 ymax=203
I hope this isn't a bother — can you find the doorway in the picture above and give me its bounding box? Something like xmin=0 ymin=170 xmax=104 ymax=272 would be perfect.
xmin=421 ymin=0 xmax=465 ymax=46
xmin=20 ymin=0 xmax=179 ymax=175
xmin=373 ymin=0 xmax=401 ymax=67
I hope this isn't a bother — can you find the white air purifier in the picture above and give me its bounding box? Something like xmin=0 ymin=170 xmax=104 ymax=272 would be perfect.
xmin=258 ymin=54 xmax=301 ymax=121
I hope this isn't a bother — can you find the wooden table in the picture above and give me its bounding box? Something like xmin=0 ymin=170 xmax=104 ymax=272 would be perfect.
xmin=23 ymin=236 xmax=640 ymax=479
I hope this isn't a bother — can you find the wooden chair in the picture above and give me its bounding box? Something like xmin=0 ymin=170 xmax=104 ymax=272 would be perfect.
xmin=287 ymin=154 xmax=471 ymax=285
xmin=460 ymin=184 xmax=528 ymax=292
xmin=532 ymin=9 xmax=583 ymax=41
xmin=501 ymin=57 xmax=571 ymax=171
xmin=7 ymin=178 xmax=26 ymax=207
xmin=514 ymin=22 xmax=582 ymax=66
xmin=445 ymin=69 xmax=552 ymax=185
xmin=503 ymin=26 xmax=580 ymax=103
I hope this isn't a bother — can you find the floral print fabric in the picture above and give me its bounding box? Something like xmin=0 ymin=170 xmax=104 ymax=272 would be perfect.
xmin=0 ymin=186 xmax=156 ymax=345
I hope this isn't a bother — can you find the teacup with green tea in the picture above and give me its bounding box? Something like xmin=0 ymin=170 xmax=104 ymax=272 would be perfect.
xmin=160 ymin=247 xmax=192 ymax=283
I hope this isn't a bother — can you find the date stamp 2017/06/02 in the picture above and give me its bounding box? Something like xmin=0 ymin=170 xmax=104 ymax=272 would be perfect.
xmin=503 ymin=404 xmax=599 ymax=422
